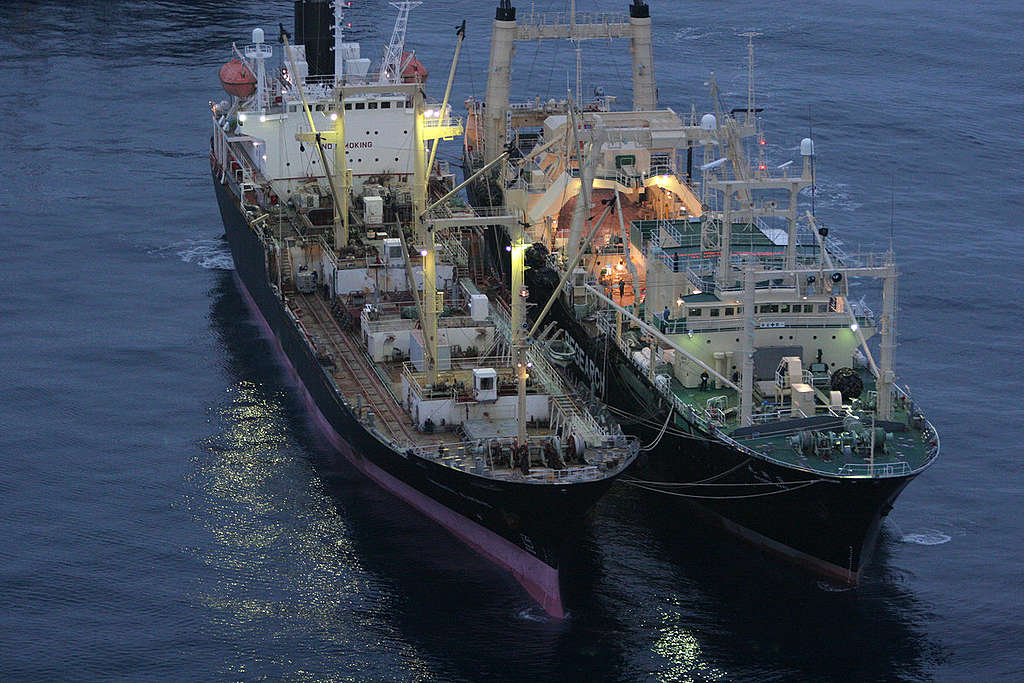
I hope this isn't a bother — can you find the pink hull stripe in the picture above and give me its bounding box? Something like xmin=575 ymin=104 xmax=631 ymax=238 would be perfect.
xmin=232 ymin=273 xmax=565 ymax=617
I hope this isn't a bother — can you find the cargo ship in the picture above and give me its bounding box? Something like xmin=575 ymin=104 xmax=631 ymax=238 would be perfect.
xmin=208 ymin=0 xmax=638 ymax=616
xmin=463 ymin=0 xmax=940 ymax=583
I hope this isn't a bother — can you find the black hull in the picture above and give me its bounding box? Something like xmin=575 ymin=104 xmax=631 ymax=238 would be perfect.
xmin=525 ymin=273 xmax=914 ymax=585
xmin=466 ymin=134 xmax=921 ymax=585
xmin=210 ymin=170 xmax=616 ymax=616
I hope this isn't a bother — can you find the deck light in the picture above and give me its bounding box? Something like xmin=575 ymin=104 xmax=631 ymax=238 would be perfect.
xmin=850 ymin=323 xmax=859 ymax=332
xmin=259 ymin=113 xmax=266 ymax=122
xmin=329 ymin=112 xmax=338 ymax=121
xmin=238 ymin=113 xmax=247 ymax=122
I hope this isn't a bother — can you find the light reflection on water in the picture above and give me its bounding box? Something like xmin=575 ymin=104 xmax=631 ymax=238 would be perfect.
xmin=650 ymin=596 xmax=727 ymax=682
xmin=186 ymin=380 xmax=439 ymax=680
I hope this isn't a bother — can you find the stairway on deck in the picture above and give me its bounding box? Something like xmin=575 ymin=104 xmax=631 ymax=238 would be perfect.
xmin=281 ymin=242 xmax=295 ymax=293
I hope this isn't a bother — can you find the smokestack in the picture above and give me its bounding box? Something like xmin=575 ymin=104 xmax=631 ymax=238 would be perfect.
xmin=294 ymin=0 xmax=334 ymax=77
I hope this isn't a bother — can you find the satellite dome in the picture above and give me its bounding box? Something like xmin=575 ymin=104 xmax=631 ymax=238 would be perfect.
xmin=800 ymin=137 xmax=815 ymax=156
xmin=700 ymin=113 xmax=717 ymax=131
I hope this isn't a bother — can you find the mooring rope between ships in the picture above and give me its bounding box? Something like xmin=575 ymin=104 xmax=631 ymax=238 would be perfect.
xmin=620 ymin=479 xmax=821 ymax=500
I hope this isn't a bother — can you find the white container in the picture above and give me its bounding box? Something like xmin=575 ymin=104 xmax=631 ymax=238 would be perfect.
xmin=470 ymin=294 xmax=489 ymax=322
xmin=362 ymin=195 xmax=383 ymax=225
xmin=473 ymin=368 xmax=498 ymax=402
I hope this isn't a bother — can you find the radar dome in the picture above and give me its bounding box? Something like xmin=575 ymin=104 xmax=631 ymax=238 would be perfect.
xmin=219 ymin=59 xmax=257 ymax=98
xmin=701 ymin=113 xmax=717 ymax=131
xmin=800 ymin=137 xmax=815 ymax=156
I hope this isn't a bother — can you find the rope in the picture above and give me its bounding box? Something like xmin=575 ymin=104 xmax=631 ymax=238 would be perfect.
xmin=622 ymin=474 xmax=827 ymax=488
xmin=605 ymin=403 xmax=724 ymax=444
xmin=639 ymin=404 xmax=674 ymax=452
xmin=621 ymin=479 xmax=820 ymax=500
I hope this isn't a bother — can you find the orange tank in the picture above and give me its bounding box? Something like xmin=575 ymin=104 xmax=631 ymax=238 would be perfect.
xmin=219 ymin=59 xmax=256 ymax=98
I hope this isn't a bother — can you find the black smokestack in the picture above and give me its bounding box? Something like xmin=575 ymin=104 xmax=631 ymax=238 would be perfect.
xmin=629 ymin=0 xmax=650 ymax=19
xmin=294 ymin=0 xmax=334 ymax=77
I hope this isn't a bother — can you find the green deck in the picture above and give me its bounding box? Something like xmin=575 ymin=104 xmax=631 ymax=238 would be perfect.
xmin=667 ymin=370 xmax=937 ymax=478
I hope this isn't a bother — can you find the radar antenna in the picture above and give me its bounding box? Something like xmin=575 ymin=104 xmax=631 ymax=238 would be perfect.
xmin=379 ymin=1 xmax=423 ymax=83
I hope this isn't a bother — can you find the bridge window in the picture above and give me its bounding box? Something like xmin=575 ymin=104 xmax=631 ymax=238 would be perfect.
xmin=381 ymin=102 xmax=391 ymax=109
xmin=368 ymin=102 xmax=378 ymax=109
xmin=710 ymin=308 xmax=720 ymax=317
xmin=344 ymin=103 xmax=352 ymax=110
xmin=688 ymin=308 xmax=702 ymax=317
xmin=780 ymin=304 xmax=790 ymax=313
xmin=724 ymin=307 xmax=735 ymax=316
xmin=355 ymin=102 xmax=365 ymax=110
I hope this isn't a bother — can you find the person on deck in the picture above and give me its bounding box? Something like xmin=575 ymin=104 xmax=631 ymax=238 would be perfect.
xmin=700 ymin=371 xmax=709 ymax=392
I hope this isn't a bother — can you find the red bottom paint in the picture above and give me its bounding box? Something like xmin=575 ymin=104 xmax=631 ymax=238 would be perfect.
xmin=232 ymin=272 xmax=565 ymax=617
xmin=717 ymin=512 xmax=861 ymax=585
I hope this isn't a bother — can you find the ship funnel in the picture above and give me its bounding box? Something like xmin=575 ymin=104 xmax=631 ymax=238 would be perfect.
xmin=295 ymin=0 xmax=335 ymax=77
xmin=496 ymin=0 xmax=516 ymax=21
xmin=801 ymin=137 xmax=815 ymax=156
xmin=701 ymin=113 xmax=717 ymax=131
xmin=629 ymin=0 xmax=650 ymax=19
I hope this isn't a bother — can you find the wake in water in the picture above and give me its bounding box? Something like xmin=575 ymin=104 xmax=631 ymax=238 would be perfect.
xmin=899 ymin=530 xmax=951 ymax=546
xmin=150 ymin=239 xmax=234 ymax=270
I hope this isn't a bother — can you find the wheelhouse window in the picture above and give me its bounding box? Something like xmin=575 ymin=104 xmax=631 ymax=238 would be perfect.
xmin=688 ymin=308 xmax=702 ymax=317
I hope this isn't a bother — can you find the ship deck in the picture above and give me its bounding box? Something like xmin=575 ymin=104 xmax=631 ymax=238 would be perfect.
xmin=287 ymin=292 xmax=634 ymax=483
xmin=666 ymin=369 xmax=937 ymax=477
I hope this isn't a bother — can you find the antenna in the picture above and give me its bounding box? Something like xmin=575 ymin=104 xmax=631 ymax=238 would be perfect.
xmin=739 ymin=31 xmax=761 ymax=123
xmin=379 ymin=1 xmax=422 ymax=84
xmin=808 ymin=107 xmax=815 ymax=217
xmin=889 ymin=173 xmax=896 ymax=257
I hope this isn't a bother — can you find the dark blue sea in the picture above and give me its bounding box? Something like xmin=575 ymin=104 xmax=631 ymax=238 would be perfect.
xmin=2 ymin=1 xmax=1021 ymax=680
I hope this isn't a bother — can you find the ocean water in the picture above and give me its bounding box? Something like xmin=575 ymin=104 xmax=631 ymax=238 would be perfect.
xmin=1 ymin=0 xmax=1022 ymax=680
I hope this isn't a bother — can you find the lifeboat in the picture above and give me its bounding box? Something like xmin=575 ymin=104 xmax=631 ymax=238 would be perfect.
xmin=219 ymin=59 xmax=256 ymax=98
xmin=401 ymin=52 xmax=428 ymax=84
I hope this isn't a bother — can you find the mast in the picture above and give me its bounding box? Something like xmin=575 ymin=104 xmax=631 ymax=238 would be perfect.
xmin=741 ymin=266 xmax=756 ymax=425
xmin=380 ymin=1 xmax=422 ymax=83
xmin=511 ymin=237 xmax=529 ymax=446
